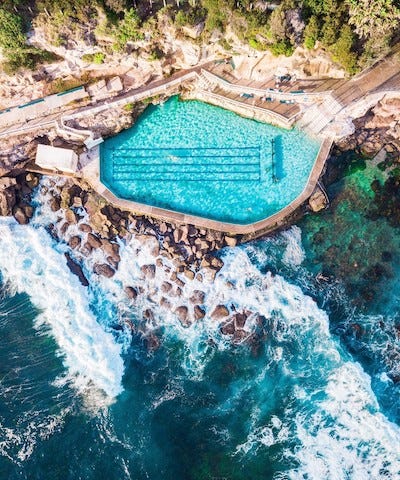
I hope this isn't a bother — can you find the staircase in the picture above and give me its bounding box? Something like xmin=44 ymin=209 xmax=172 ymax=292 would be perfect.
xmin=196 ymin=71 xmax=217 ymax=91
xmin=297 ymin=94 xmax=344 ymax=136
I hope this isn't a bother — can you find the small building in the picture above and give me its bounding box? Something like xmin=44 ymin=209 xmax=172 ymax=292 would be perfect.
xmin=35 ymin=144 xmax=78 ymax=174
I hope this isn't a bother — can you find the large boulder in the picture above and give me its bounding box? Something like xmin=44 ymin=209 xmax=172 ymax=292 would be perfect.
xmin=94 ymin=263 xmax=115 ymax=278
xmin=175 ymin=306 xmax=190 ymax=326
xmin=68 ymin=235 xmax=81 ymax=249
xmin=141 ymin=264 xmax=156 ymax=279
xmin=124 ymin=286 xmax=138 ymax=299
xmin=211 ymin=305 xmax=230 ymax=320
xmin=0 ymin=187 xmax=16 ymax=216
xmin=193 ymin=305 xmax=205 ymax=320
xmin=190 ymin=290 xmax=205 ymax=304
xmin=309 ymin=187 xmax=328 ymax=212
xmin=86 ymin=233 xmax=103 ymax=249
xmin=13 ymin=206 xmax=29 ymax=224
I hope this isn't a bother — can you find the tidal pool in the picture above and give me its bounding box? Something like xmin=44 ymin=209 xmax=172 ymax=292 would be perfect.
xmin=101 ymin=96 xmax=320 ymax=224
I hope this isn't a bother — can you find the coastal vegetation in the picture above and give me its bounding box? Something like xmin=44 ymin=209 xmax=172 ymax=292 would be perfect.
xmin=0 ymin=1 xmax=399 ymax=74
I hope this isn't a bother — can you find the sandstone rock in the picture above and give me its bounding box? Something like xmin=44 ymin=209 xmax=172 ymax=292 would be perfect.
xmin=25 ymin=173 xmax=39 ymax=189
xmin=224 ymin=236 xmax=237 ymax=247
xmin=49 ymin=196 xmax=61 ymax=212
xmin=156 ymin=258 xmax=164 ymax=268
xmin=141 ymin=264 xmax=156 ymax=279
xmin=211 ymin=305 xmax=229 ymax=320
xmin=0 ymin=188 xmax=15 ymax=216
xmin=193 ymin=305 xmax=205 ymax=320
xmin=175 ymin=306 xmax=190 ymax=326
xmin=184 ymin=269 xmax=195 ymax=280
xmin=72 ymin=196 xmax=83 ymax=208
xmin=203 ymin=266 xmax=217 ymax=281
xmin=160 ymin=297 xmax=171 ymax=309
xmin=78 ymin=223 xmax=92 ymax=233
xmin=0 ymin=177 xmax=17 ymax=190
xmin=233 ymin=329 xmax=248 ymax=343
xmin=159 ymin=222 xmax=168 ymax=234
xmin=124 ymin=286 xmax=138 ymax=299
xmin=107 ymin=255 xmax=120 ymax=269
xmin=210 ymin=256 xmax=224 ymax=269
xmin=94 ymin=263 xmax=115 ymax=278
xmin=86 ymin=233 xmax=103 ymax=249
xmin=161 ymin=281 xmax=173 ymax=293
xmin=309 ymin=187 xmax=328 ymax=212
xmin=23 ymin=205 xmax=34 ymax=219
xmin=65 ymin=209 xmax=78 ymax=224
xmin=68 ymin=235 xmax=81 ymax=249
xmin=220 ymin=321 xmax=235 ymax=335
xmin=101 ymin=239 xmax=120 ymax=257
xmin=173 ymin=225 xmax=189 ymax=244
xmin=233 ymin=312 xmax=247 ymax=329
xmin=190 ymin=290 xmax=205 ymax=304
xmin=136 ymin=234 xmax=159 ymax=254
xmin=13 ymin=206 xmax=28 ymax=224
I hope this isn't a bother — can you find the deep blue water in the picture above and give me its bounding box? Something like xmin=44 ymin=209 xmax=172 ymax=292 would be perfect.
xmin=1 ymin=154 xmax=400 ymax=479
xmin=101 ymin=97 xmax=320 ymax=224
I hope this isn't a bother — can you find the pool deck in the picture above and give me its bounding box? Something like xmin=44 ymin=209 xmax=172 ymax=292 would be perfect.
xmin=79 ymin=136 xmax=333 ymax=236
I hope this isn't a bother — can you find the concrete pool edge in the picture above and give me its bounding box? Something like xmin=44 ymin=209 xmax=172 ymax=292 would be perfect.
xmin=81 ymin=137 xmax=333 ymax=236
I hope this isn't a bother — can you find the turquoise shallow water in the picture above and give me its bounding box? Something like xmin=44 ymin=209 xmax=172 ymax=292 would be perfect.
xmin=101 ymin=97 xmax=320 ymax=224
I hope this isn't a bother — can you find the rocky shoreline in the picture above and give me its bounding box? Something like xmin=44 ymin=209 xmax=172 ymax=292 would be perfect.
xmin=1 ymin=92 xmax=399 ymax=353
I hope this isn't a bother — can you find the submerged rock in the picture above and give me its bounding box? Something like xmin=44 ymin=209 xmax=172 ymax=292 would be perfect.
xmin=64 ymin=253 xmax=89 ymax=287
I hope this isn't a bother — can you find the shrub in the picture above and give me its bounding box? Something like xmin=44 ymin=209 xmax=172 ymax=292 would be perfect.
xmin=269 ymin=40 xmax=294 ymax=57
xmin=82 ymin=52 xmax=106 ymax=64
xmin=248 ymin=38 xmax=267 ymax=51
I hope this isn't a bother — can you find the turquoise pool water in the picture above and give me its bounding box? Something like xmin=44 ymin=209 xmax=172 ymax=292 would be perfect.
xmin=101 ymin=96 xmax=321 ymax=224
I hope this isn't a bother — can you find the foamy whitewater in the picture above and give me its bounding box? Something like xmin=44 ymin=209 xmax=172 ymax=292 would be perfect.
xmin=1 ymin=181 xmax=400 ymax=478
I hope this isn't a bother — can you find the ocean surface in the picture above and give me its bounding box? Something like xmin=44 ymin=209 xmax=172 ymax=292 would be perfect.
xmin=1 ymin=152 xmax=400 ymax=479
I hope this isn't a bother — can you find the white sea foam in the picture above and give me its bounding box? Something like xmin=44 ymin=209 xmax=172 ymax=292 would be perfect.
xmin=281 ymin=226 xmax=305 ymax=267
xmin=0 ymin=218 xmax=124 ymax=399
xmin=290 ymin=362 xmax=400 ymax=480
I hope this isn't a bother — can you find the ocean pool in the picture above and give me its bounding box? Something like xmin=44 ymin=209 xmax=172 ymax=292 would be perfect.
xmin=100 ymin=96 xmax=321 ymax=224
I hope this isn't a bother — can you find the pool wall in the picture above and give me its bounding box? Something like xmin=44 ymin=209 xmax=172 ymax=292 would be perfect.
xmin=82 ymin=137 xmax=333 ymax=238
xmin=188 ymin=90 xmax=297 ymax=129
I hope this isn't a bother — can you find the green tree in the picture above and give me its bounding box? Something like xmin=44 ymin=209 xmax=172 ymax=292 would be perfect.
xmin=114 ymin=8 xmax=144 ymax=48
xmin=303 ymin=14 xmax=319 ymax=49
xmin=347 ymin=0 xmax=400 ymax=39
xmin=330 ymin=24 xmax=358 ymax=74
xmin=0 ymin=8 xmax=26 ymax=51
